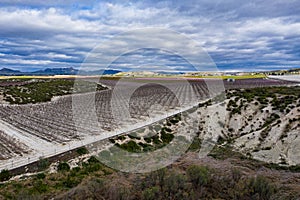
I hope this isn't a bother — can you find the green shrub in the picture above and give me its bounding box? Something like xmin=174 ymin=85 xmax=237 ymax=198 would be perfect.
xmin=187 ymin=165 xmax=209 ymax=189
xmin=38 ymin=157 xmax=49 ymax=171
xmin=1 ymin=79 xmax=106 ymax=104
xmin=163 ymin=172 xmax=187 ymax=198
xmin=248 ymin=175 xmax=276 ymax=200
xmin=188 ymin=137 xmax=202 ymax=152
xmin=160 ymin=131 xmax=174 ymax=144
xmin=119 ymin=141 xmax=141 ymax=152
xmin=128 ymin=133 xmax=141 ymax=139
xmin=288 ymin=165 xmax=300 ymax=172
xmin=36 ymin=173 xmax=46 ymax=179
xmin=117 ymin=135 xmax=126 ymax=141
xmin=139 ymin=142 xmax=154 ymax=151
xmin=57 ymin=162 xmax=70 ymax=172
xmin=33 ymin=180 xmax=48 ymax=193
xmin=152 ymin=135 xmax=161 ymax=145
xmin=142 ymin=186 xmax=160 ymax=200
xmin=170 ymin=119 xmax=179 ymax=124
xmin=109 ymin=138 xmax=115 ymax=143
xmin=87 ymin=156 xmax=100 ymax=164
xmin=0 ymin=169 xmax=11 ymax=181
xmin=144 ymin=137 xmax=152 ymax=143
xmin=162 ymin=127 xmax=172 ymax=133
xmin=63 ymin=175 xmax=81 ymax=188
xmin=76 ymin=147 xmax=89 ymax=155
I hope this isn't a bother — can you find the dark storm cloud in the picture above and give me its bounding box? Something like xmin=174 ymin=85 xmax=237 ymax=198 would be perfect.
xmin=0 ymin=0 xmax=299 ymax=71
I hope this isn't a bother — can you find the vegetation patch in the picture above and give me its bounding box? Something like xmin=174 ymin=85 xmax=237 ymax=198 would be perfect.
xmin=109 ymin=114 xmax=181 ymax=153
xmin=0 ymin=78 xmax=107 ymax=104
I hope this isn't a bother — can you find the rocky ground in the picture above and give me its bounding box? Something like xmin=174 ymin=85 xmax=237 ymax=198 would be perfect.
xmin=197 ymin=86 xmax=300 ymax=166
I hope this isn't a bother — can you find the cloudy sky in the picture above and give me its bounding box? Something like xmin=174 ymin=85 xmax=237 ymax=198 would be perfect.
xmin=0 ymin=0 xmax=299 ymax=72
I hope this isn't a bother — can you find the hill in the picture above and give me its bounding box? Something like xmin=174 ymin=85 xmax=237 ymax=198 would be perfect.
xmin=198 ymin=86 xmax=300 ymax=165
xmin=0 ymin=85 xmax=299 ymax=199
xmin=0 ymin=68 xmax=22 ymax=75
xmin=0 ymin=67 xmax=121 ymax=76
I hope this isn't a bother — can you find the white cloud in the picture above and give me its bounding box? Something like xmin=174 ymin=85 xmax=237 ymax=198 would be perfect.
xmin=0 ymin=58 xmax=60 ymax=65
xmin=0 ymin=7 xmax=101 ymax=35
xmin=0 ymin=1 xmax=299 ymax=71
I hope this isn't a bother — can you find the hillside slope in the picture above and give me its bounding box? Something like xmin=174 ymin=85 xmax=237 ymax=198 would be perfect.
xmin=198 ymin=86 xmax=300 ymax=165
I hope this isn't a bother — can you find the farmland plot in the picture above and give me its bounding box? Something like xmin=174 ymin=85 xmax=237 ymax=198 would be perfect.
xmin=1 ymin=81 xmax=209 ymax=141
xmin=0 ymin=77 xmax=297 ymax=170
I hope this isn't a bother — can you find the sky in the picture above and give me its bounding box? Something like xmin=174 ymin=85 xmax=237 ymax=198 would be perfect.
xmin=0 ymin=0 xmax=300 ymax=72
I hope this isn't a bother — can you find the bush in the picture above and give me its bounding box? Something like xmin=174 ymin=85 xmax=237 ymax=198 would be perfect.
xmin=76 ymin=147 xmax=89 ymax=155
xmin=63 ymin=175 xmax=81 ymax=188
xmin=38 ymin=157 xmax=49 ymax=171
xmin=128 ymin=133 xmax=141 ymax=139
xmin=36 ymin=173 xmax=46 ymax=179
xmin=87 ymin=156 xmax=100 ymax=164
xmin=170 ymin=119 xmax=179 ymax=124
xmin=0 ymin=169 xmax=11 ymax=181
xmin=187 ymin=165 xmax=209 ymax=189
xmin=144 ymin=137 xmax=152 ymax=143
xmin=142 ymin=186 xmax=160 ymax=200
xmin=119 ymin=141 xmax=141 ymax=152
xmin=152 ymin=135 xmax=161 ymax=145
xmin=188 ymin=137 xmax=202 ymax=152
xmin=57 ymin=162 xmax=70 ymax=172
xmin=163 ymin=172 xmax=187 ymax=197
xmin=163 ymin=127 xmax=172 ymax=133
xmin=289 ymin=165 xmax=300 ymax=172
xmin=248 ymin=175 xmax=276 ymax=200
xmin=160 ymin=131 xmax=174 ymax=143
xmin=33 ymin=180 xmax=48 ymax=193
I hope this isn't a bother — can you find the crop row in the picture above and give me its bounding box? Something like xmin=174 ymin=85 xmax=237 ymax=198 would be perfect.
xmin=0 ymin=131 xmax=31 ymax=160
xmin=0 ymin=78 xmax=293 ymax=145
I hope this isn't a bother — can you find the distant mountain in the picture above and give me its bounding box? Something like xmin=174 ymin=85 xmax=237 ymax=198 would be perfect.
xmin=0 ymin=68 xmax=22 ymax=75
xmin=78 ymin=69 xmax=121 ymax=75
xmin=114 ymin=71 xmax=185 ymax=77
xmin=115 ymin=71 xmax=160 ymax=77
xmin=32 ymin=67 xmax=79 ymax=75
xmin=0 ymin=67 xmax=121 ymax=76
xmin=157 ymin=71 xmax=184 ymax=75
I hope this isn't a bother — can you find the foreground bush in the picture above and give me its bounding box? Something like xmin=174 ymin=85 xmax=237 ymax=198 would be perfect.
xmin=0 ymin=169 xmax=11 ymax=181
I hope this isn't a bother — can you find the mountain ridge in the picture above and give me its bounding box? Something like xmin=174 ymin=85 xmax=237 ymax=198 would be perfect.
xmin=0 ymin=67 xmax=121 ymax=76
